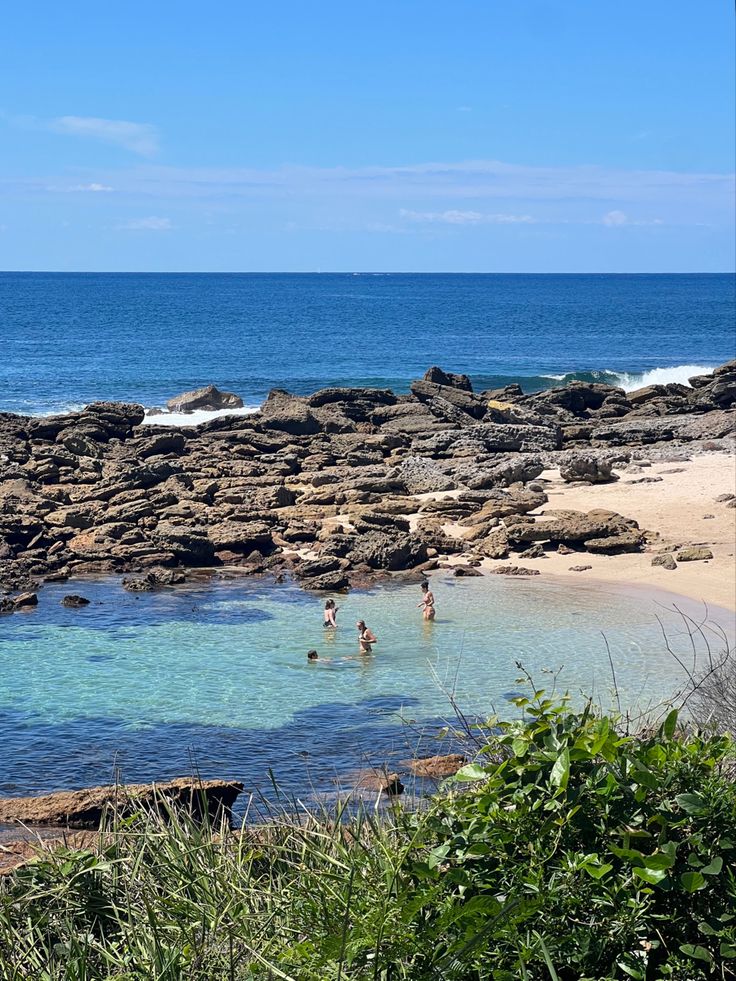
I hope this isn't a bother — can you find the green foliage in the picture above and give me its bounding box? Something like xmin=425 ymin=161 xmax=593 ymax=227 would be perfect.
xmin=0 ymin=695 xmax=734 ymax=979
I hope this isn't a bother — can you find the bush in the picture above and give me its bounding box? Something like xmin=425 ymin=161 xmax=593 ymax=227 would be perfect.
xmin=0 ymin=695 xmax=734 ymax=979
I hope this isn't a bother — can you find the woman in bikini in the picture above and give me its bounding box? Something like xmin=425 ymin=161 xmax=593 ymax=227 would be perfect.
xmin=418 ymin=581 xmax=436 ymax=621
xmin=324 ymin=599 xmax=338 ymax=628
xmin=356 ymin=620 xmax=377 ymax=654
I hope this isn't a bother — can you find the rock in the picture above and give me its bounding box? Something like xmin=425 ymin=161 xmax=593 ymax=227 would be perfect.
xmin=451 ymin=564 xmax=484 ymax=577
xmin=151 ymin=523 xmax=216 ymax=565
xmin=506 ymin=509 xmax=642 ymax=549
xmin=398 ymin=457 xmax=457 ymax=494
xmin=626 ymin=476 xmax=663 ymax=484
xmin=519 ymin=543 xmax=545 ymax=559
xmin=166 ymin=385 xmax=244 ymax=413
xmin=569 ymin=564 xmax=592 ymax=572
xmin=299 ymin=571 xmax=350 ymax=591
xmin=559 ymin=453 xmax=617 ymax=484
xmin=406 ymin=754 xmax=467 ymax=778
xmin=583 ymin=532 xmax=643 ymax=554
xmin=0 ymin=778 xmax=244 ymax=830
xmin=675 ymin=546 xmax=713 ymax=562
xmin=410 ymin=380 xmax=486 ymax=420
xmin=61 ymin=594 xmax=90 ymax=607
xmin=260 ymin=390 xmax=321 ymax=435
xmin=347 ymin=531 xmax=428 ymax=571
xmin=355 ymin=771 xmax=404 ymax=796
xmin=422 ymin=366 xmax=473 ymax=391
xmin=715 ymin=493 xmax=736 ymax=503
xmin=652 ymin=553 xmax=677 ymax=570
xmin=557 ymin=544 xmax=574 ymax=555
xmin=489 ymin=565 xmax=540 ymax=576
xmin=12 ymin=591 xmax=38 ymax=609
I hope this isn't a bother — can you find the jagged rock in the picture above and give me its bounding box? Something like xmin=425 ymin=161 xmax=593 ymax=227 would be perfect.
xmin=652 ymin=553 xmax=677 ymax=570
xmin=569 ymin=564 xmax=592 ymax=572
xmin=398 ymin=457 xmax=457 ymax=494
xmin=489 ymin=565 xmax=540 ymax=576
xmin=559 ymin=453 xmax=617 ymax=484
xmin=166 ymin=385 xmax=243 ymax=413
xmin=355 ymin=771 xmax=404 ymax=796
xmin=519 ymin=543 xmax=545 ymax=559
xmin=61 ymin=594 xmax=90 ymax=607
xmin=506 ymin=509 xmax=641 ymax=549
xmin=675 ymin=546 xmax=713 ymax=562
xmin=260 ymin=390 xmax=321 ymax=435
xmin=151 ymin=523 xmax=216 ymax=565
xmin=347 ymin=532 xmax=428 ymax=571
xmin=0 ymin=778 xmax=244 ymax=830
xmin=299 ymin=571 xmax=350 ymax=591
xmin=12 ymin=591 xmax=38 ymax=608
xmin=422 ymin=366 xmax=473 ymax=391
xmin=207 ymin=522 xmax=274 ymax=555
xmin=583 ymin=532 xmax=643 ymax=554
xmin=406 ymin=754 xmax=467 ymax=778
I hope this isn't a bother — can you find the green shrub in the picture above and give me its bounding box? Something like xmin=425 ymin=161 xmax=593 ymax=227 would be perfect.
xmin=0 ymin=695 xmax=734 ymax=980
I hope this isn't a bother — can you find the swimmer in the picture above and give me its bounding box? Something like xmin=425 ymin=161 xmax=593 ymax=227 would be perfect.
xmin=417 ymin=581 xmax=436 ymax=621
xmin=356 ymin=620 xmax=377 ymax=654
xmin=307 ymin=649 xmax=332 ymax=663
xmin=323 ymin=599 xmax=338 ymax=628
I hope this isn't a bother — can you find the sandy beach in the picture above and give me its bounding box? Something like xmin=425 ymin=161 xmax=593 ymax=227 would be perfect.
xmin=470 ymin=451 xmax=736 ymax=612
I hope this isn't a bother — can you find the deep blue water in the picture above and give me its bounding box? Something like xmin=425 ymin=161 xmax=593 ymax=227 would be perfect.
xmin=1 ymin=272 xmax=734 ymax=415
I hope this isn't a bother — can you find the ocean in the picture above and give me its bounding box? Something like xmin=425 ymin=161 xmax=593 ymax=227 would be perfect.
xmin=1 ymin=272 xmax=733 ymax=419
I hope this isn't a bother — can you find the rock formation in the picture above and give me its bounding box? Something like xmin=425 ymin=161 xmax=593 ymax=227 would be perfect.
xmin=0 ymin=361 xmax=732 ymax=597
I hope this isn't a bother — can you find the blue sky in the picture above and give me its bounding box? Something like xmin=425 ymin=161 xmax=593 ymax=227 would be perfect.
xmin=1 ymin=1 xmax=733 ymax=272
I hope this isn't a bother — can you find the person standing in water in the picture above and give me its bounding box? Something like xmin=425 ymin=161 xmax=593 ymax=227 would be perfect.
xmin=323 ymin=599 xmax=338 ymax=628
xmin=418 ymin=581 xmax=436 ymax=621
xmin=356 ymin=620 xmax=377 ymax=653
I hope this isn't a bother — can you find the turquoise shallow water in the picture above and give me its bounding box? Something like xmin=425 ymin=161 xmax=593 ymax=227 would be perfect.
xmin=0 ymin=575 xmax=727 ymax=807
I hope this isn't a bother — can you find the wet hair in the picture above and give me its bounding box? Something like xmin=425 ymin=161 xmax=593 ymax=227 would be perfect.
xmin=307 ymin=649 xmax=319 ymax=660
xmin=325 ymin=599 xmax=335 ymax=609
xmin=356 ymin=620 xmax=366 ymax=631
xmin=421 ymin=581 xmax=429 ymax=592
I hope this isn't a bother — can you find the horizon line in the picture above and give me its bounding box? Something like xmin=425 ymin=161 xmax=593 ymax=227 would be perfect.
xmin=0 ymin=269 xmax=734 ymax=276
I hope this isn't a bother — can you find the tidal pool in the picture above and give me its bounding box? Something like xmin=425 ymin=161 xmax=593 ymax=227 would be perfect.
xmin=0 ymin=574 xmax=728 ymax=809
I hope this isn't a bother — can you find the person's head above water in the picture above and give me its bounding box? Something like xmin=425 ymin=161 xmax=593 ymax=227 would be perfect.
xmin=421 ymin=581 xmax=429 ymax=593
xmin=325 ymin=599 xmax=335 ymax=609
xmin=356 ymin=620 xmax=366 ymax=631
xmin=307 ymin=649 xmax=319 ymax=660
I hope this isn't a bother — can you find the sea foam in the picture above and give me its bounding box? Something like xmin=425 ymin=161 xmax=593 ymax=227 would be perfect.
xmin=141 ymin=405 xmax=261 ymax=427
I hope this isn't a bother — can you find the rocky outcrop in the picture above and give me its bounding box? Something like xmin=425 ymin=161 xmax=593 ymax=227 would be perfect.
xmin=0 ymin=361 xmax=732 ymax=594
xmin=166 ymin=385 xmax=244 ymax=413
xmin=0 ymin=778 xmax=244 ymax=829
xmin=559 ymin=453 xmax=618 ymax=484
xmin=406 ymin=754 xmax=467 ymax=778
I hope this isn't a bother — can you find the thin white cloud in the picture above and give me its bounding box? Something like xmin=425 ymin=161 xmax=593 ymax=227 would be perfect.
xmin=602 ymin=210 xmax=664 ymax=227
xmin=400 ymin=208 xmax=534 ymax=225
xmin=47 ymin=182 xmax=114 ymax=193
xmin=116 ymin=216 xmax=173 ymax=231
xmin=50 ymin=116 xmax=159 ymax=156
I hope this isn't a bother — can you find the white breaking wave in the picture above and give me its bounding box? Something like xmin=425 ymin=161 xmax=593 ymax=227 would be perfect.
xmin=142 ymin=405 xmax=261 ymax=427
xmin=611 ymin=364 xmax=716 ymax=391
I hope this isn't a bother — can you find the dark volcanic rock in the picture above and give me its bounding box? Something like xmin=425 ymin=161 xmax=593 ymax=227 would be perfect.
xmin=422 ymin=366 xmax=473 ymax=391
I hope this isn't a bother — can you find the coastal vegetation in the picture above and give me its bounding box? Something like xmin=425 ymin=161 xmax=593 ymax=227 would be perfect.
xmin=1 ymin=689 xmax=734 ymax=980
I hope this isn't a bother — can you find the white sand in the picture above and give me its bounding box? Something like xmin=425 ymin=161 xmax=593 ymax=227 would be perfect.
xmin=473 ymin=452 xmax=736 ymax=611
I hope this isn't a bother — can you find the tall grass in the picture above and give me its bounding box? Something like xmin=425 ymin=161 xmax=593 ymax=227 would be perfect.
xmin=1 ymin=690 xmax=735 ymax=980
